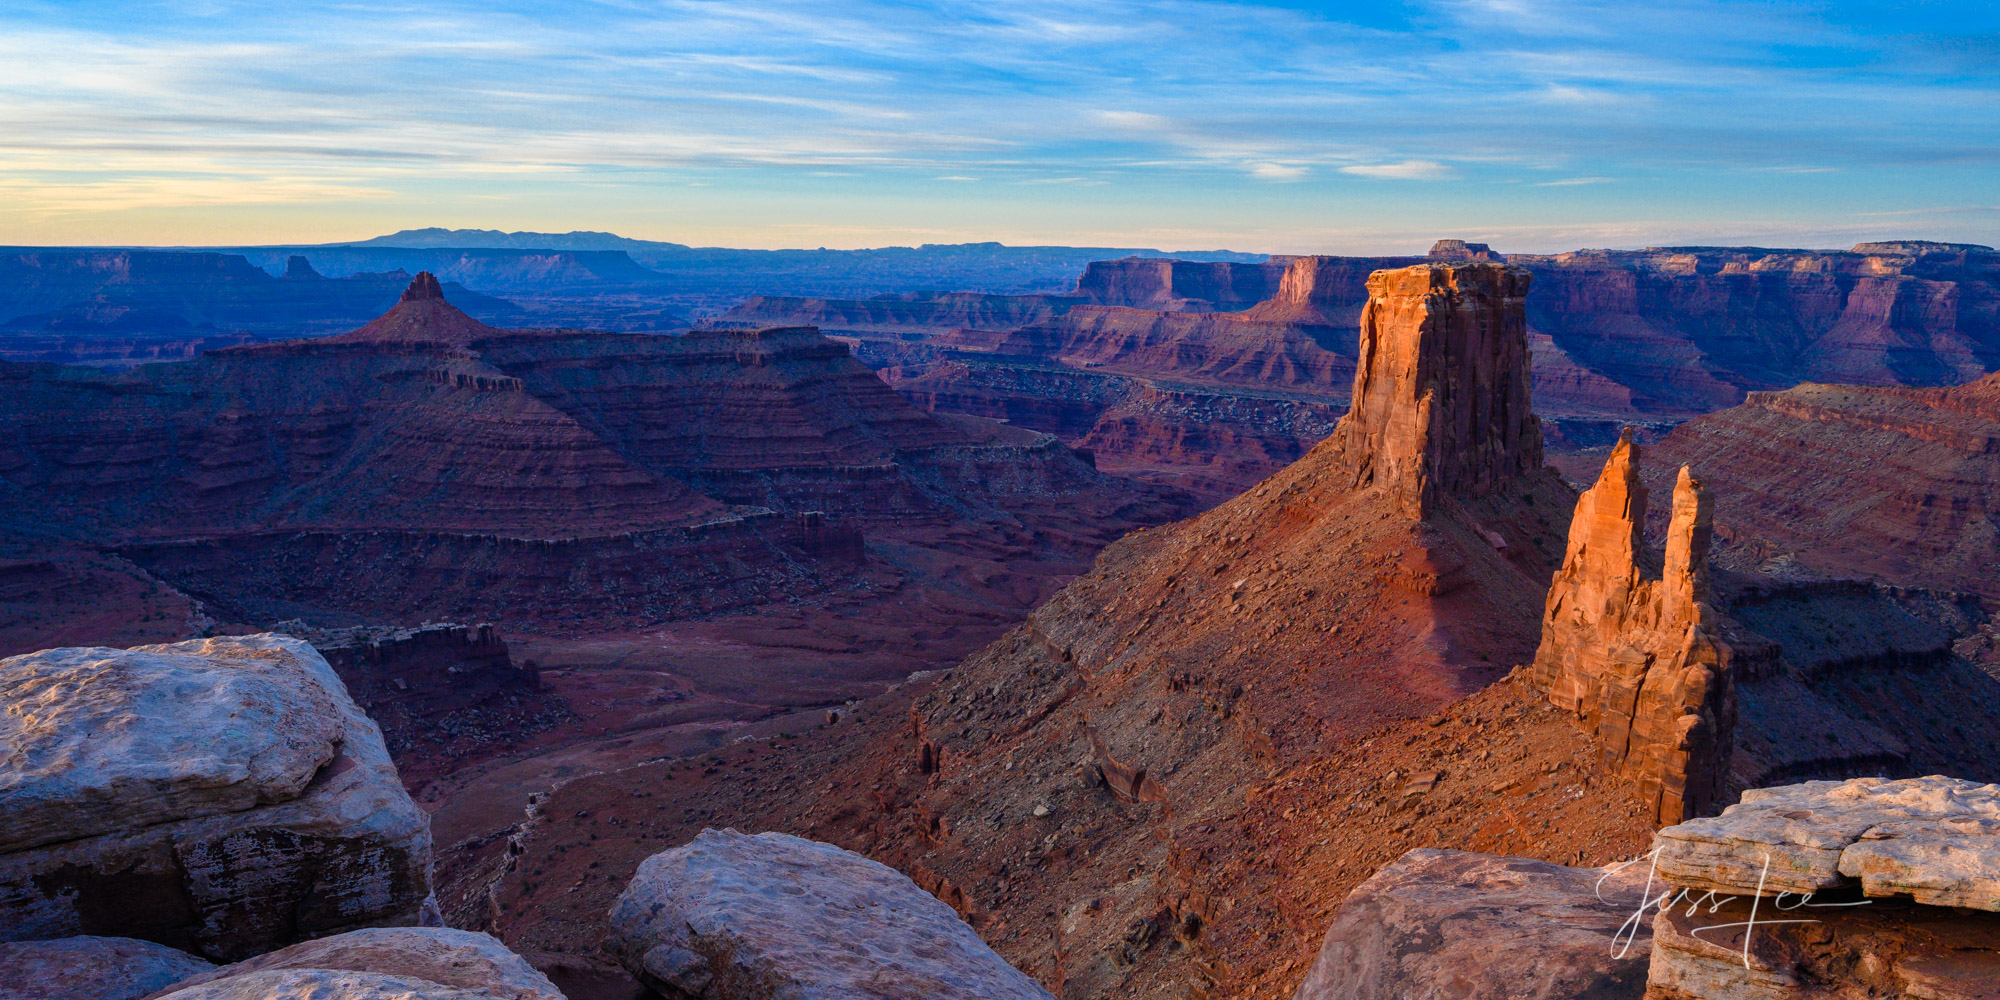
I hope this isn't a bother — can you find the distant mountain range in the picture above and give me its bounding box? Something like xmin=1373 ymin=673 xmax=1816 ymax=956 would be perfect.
xmin=326 ymin=227 xmax=1267 ymax=266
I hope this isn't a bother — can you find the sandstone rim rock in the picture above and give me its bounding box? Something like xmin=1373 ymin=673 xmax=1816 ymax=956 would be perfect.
xmin=605 ymin=828 xmax=1054 ymax=1000
xmin=1294 ymin=848 xmax=1652 ymax=1000
xmin=0 ymin=936 xmax=215 ymax=1000
xmin=0 ymin=639 xmax=347 ymax=853
xmin=0 ymin=635 xmax=433 ymax=960
xmin=1644 ymin=776 xmax=2000 ymax=999
xmin=141 ymin=928 xmax=565 ymax=1000
xmin=1330 ymin=262 xmax=1541 ymax=516
xmin=1528 ymin=431 xmax=1736 ymax=825
xmin=1652 ymin=775 xmax=2000 ymax=905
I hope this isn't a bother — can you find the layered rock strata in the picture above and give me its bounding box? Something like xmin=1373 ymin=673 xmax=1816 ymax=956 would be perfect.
xmin=0 ymin=936 xmax=214 ymax=1000
xmin=0 ymin=635 xmax=432 ymax=960
xmin=1650 ymin=371 xmax=2000 ymax=599
xmin=1294 ymin=848 xmax=1651 ymax=1000
xmin=1643 ymin=776 xmax=2000 ymax=999
xmin=605 ymin=829 xmax=1052 ymax=1000
xmin=0 ymin=277 xmax=1183 ymax=634
xmin=1329 ymin=262 xmax=1541 ymax=515
xmin=1528 ymin=432 xmax=1739 ymax=825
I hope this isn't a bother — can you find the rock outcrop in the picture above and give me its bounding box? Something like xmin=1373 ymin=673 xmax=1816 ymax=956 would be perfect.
xmin=0 ymin=638 xmax=347 ymax=853
xmin=1330 ymin=262 xmax=1541 ymax=514
xmin=144 ymin=928 xmax=564 ymax=1000
xmin=0 ymin=635 xmax=432 ymax=960
xmin=605 ymin=829 xmax=1052 ymax=1000
xmin=0 ymin=936 xmax=214 ymax=1000
xmin=1643 ymin=776 xmax=2000 ymax=999
xmin=1528 ymin=432 xmax=1737 ymax=825
xmin=1294 ymin=848 xmax=1651 ymax=1000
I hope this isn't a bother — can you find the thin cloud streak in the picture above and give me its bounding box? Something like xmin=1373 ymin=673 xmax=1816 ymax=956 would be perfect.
xmin=0 ymin=0 xmax=1992 ymax=247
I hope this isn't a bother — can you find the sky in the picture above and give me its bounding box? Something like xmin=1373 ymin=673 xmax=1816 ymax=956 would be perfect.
xmin=1 ymin=0 xmax=1996 ymax=254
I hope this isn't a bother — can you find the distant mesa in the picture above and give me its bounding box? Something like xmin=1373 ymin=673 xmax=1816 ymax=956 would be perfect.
xmin=1426 ymin=239 xmax=1502 ymax=261
xmin=282 ymin=255 xmax=323 ymax=280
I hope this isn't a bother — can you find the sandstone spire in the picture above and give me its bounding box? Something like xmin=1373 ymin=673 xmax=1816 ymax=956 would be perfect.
xmin=1331 ymin=262 xmax=1541 ymax=515
xmin=1528 ymin=430 xmax=1734 ymax=825
xmin=401 ymin=271 xmax=444 ymax=301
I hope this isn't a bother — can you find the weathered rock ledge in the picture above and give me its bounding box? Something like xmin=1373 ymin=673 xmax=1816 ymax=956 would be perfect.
xmin=0 ymin=635 xmax=432 ymax=960
xmin=1645 ymin=776 xmax=2000 ymax=999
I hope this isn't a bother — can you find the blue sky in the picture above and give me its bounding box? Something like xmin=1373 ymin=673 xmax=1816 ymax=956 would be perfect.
xmin=1 ymin=0 xmax=1996 ymax=252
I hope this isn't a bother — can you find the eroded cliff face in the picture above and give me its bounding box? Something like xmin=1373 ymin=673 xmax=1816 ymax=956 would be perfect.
xmin=1331 ymin=263 xmax=1542 ymax=516
xmin=1528 ymin=434 xmax=1735 ymax=825
xmin=730 ymin=241 xmax=2000 ymax=498
xmin=0 ymin=277 xmax=1188 ymax=635
xmin=1649 ymin=370 xmax=2000 ymax=599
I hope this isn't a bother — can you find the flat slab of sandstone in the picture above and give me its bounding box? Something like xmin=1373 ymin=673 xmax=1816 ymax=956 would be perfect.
xmin=140 ymin=928 xmax=564 ymax=1000
xmin=606 ymin=828 xmax=1052 ymax=1000
xmin=0 ymin=635 xmax=432 ymax=960
xmin=0 ymin=638 xmax=346 ymax=853
xmin=1294 ymin=847 xmax=1653 ymax=1000
xmin=0 ymin=935 xmax=215 ymax=1000
xmin=1652 ymin=775 xmax=2000 ymax=907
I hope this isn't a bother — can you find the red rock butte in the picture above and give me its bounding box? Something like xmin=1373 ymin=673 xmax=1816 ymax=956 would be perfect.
xmin=1331 ymin=262 xmax=1542 ymax=515
xmin=325 ymin=271 xmax=501 ymax=346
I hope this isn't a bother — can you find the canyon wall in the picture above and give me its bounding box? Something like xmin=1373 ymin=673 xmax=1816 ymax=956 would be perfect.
xmin=1649 ymin=370 xmax=2000 ymax=598
xmin=0 ymin=276 xmax=1188 ymax=641
xmin=722 ymin=240 xmax=1999 ymax=497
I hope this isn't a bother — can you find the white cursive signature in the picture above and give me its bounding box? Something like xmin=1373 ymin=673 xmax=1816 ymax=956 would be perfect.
xmin=1596 ymin=845 xmax=1870 ymax=968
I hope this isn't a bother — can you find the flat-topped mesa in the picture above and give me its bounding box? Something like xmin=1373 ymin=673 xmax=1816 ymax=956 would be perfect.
xmin=1426 ymin=239 xmax=1503 ymax=261
xmin=1528 ymin=430 xmax=1734 ymax=825
xmin=1330 ymin=262 xmax=1541 ymax=515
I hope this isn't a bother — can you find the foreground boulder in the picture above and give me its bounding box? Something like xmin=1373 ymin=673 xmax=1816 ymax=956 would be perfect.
xmin=0 ymin=635 xmax=432 ymax=960
xmin=606 ymin=829 xmax=1052 ymax=999
xmin=1295 ymin=848 xmax=1653 ymax=1000
xmin=141 ymin=928 xmax=563 ymax=1000
xmin=0 ymin=936 xmax=214 ymax=1000
xmin=1646 ymin=776 xmax=2000 ymax=999
xmin=154 ymin=969 xmax=501 ymax=1000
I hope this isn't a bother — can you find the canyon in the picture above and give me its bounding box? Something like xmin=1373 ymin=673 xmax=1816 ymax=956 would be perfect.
xmin=727 ymin=239 xmax=2000 ymax=497
xmin=7 ymin=236 xmax=2000 ymax=1000
xmin=467 ymin=257 xmax=2000 ymax=1000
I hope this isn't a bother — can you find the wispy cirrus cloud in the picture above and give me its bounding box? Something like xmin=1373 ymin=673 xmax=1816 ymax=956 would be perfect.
xmin=0 ymin=0 xmax=1992 ymax=250
xmin=1341 ymin=161 xmax=1456 ymax=180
